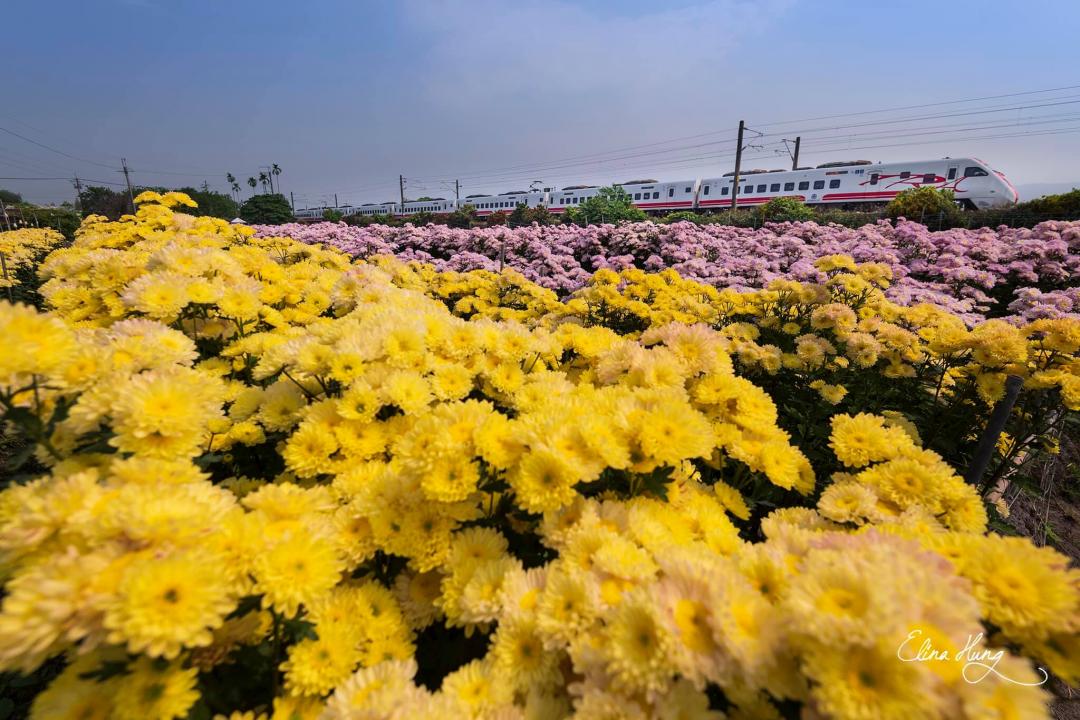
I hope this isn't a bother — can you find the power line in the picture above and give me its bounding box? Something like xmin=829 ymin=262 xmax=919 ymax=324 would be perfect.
xmin=0 ymin=175 xmax=126 ymax=185
xmin=754 ymin=83 xmax=1080 ymax=127
xmin=406 ymin=85 xmax=1080 ymax=184
xmin=0 ymin=126 xmax=116 ymax=168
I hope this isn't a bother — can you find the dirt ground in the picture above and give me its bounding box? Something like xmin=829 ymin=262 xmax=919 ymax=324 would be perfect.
xmin=1006 ymin=470 xmax=1080 ymax=719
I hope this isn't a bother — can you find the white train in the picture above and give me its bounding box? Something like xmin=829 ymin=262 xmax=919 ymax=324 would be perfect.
xmin=293 ymin=156 xmax=1017 ymax=220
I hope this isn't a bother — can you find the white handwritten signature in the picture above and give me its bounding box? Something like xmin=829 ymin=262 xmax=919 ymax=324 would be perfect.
xmin=897 ymin=629 xmax=1048 ymax=686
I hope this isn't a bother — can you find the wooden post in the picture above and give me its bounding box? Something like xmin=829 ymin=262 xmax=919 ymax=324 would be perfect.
xmin=966 ymin=375 xmax=1024 ymax=492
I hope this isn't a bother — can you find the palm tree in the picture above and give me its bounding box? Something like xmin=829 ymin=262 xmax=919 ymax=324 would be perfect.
xmin=271 ymin=164 xmax=282 ymax=195
xmin=226 ymin=173 xmax=237 ymax=201
xmin=247 ymin=177 xmax=257 ymax=196
xmin=258 ymin=172 xmax=270 ymax=193
xmin=231 ymin=180 xmax=241 ymax=199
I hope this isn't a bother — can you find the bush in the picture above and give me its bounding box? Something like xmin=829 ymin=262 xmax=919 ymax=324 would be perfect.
xmin=885 ymin=187 xmax=962 ymax=225
xmin=405 ymin=211 xmax=436 ymax=225
xmin=446 ymin=205 xmax=477 ymax=229
xmin=660 ymin=210 xmax=704 ymax=225
xmin=760 ymin=196 xmax=815 ymax=223
xmin=239 ymin=193 xmax=294 ymax=224
xmin=179 ymin=188 xmax=239 ymax=221
xmin=508 ymin=204 xmax=557 ymax=227
xmin=564 ymin=186 xmax=647 ymax=225
xmin=322 ymin=209 xmax=344 ymax=222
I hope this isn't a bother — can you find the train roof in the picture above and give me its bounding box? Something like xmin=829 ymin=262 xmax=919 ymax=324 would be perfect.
xmin=816 ymin=160 xmax=872 ymax=168
xmin=615 ymin=179 xmax=658 ymax=185
xmin=560 ymin=184 xmax=597 ymax=190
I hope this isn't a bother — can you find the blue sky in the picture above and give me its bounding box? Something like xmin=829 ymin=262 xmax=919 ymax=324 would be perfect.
xmin=3 ymin=0 xmax=1080 ymax=206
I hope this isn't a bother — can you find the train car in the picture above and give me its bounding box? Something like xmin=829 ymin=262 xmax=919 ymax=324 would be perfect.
xmin=400 ymin=198 xmax=456 ymax=215
xmin=546 ymin=185 xmax=600 ymax=215
xmin=333 ymin=156 xmax=1015 ymax=220
xmin=696 ymin=157 xmax=1016 ymax=211
xmin=617 ymin=179 xmax=699 ymax=212
xmin=353 ymin=202 xmax=398 ymax=217
xmin=293 ymin=207 xmax=324 ymax=220
xmin=462 ymin=191 xmax=545 ymax=217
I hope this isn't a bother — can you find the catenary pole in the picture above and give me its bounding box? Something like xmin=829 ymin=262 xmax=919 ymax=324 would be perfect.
xmin=73 ymin=175 xmax=84 ymax=215
xmin=121 ymin=158 xmax=135 ymax=214
xmin=792 ymin=136 xmax=801 ymax=170
xmin=730 ymin=120 xmax=745 ymax=210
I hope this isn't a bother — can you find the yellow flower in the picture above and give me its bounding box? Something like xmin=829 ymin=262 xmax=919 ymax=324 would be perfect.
xmin=104 ymin=549 xmax=235 ymax=658
xmin=602 ymin=591 xmax=676 ymax=698
xmin=112 ymin=657 xmax=199 ymax=720
xmin=829 ymin=413 xmax=914 ymax=468
xmin=253 ymin=532 xmax=344 ymax=617
xmin=509 ymin=449 xmax=581 ymax=513
xmin=281 ymin=635 xmax=362 ymax=697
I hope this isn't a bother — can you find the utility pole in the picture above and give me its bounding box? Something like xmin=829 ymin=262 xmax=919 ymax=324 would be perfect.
xmin=399 ymin=174 xmax=406 ymax=210
xmin=121 ymin=158 xmax=135 ymax=214
xmin=792 ymin=136 xmax=801 ymax=171
xmin=289 ymin=191 xmax=295 ymax=210
xmin=73 ymin=175 xmax=84 ymax=216
xmin=334 ymin=193 xmax=339 ymax=209
xmin=730 ymin=120 xmax=745 ymax=210
xmin=455 ymin=179 xmax=460 ymax=206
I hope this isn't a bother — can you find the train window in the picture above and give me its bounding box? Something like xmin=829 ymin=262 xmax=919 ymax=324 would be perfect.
xmin=798 ymin=181 xmax=809 ymax=190
xmin=721 ymin=186 xmax=729 ymax=195
xmin=813 ymin=180 xmax=825 ymax=190
xmin=756 ymin=184 xmax=766 ymax=193
xmin=653 ymin=191 xmax=659 ymax=199
xmin=947 ymin=168 xmax=957 ymax=180
xmin=964 ymin=166 xmax=988 ymax=177
xmin=634 ymin=193 xmax=641 ymax=200
xmin=685 ymin=186 xmax=692 ymax=192
xmin=869 ymin=174 xmax=879 ymax=185
xmin=784 ymin=182 xmax=795 ymax=191
xmin=900 ymin=171 xmax=911 ymax=179
xmin=703 ymin=185 xmax=710 ymax=195
xmin=829 ymin=179 xmax=841 ymax=189
xmin=770 ymin=183 xmax=780 ymax=192
xmin=923 ymin=174 xmax=935 ymax=183
xmin=744 ymin=186 xmax=752 ymax=194
xmin=668 ymin=188 xmax=674 ymax=197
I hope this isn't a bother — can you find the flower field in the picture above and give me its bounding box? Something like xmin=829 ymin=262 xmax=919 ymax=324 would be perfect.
xmin=256 ymin=220 xmax=1080 ymax=325
xmin=0 ymin=192 xmax=1078 ymax=719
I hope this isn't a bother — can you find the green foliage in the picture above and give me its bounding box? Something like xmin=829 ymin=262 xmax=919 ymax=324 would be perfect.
xmin=6 ymin=204 xmax=81 ymax=240
xmin=564 ymin=186 xmax=647 ymax=226
xmin=486 ymin=210 xmax=508 ymax=226
xmin=885 ymin=187 xmax=962 ymax=223
xmin=1012 ymin=187 xmax=1080 ymax=217
xmin=760 ymin=196 xmax=815 ymax=223
xmin=178 ymin=188 xmax=239 ymax=221
xmin=406 ymin=211 xmax=436 ymax=225
xmin=446 ymin=205 xmax=478 ymax=229
xmin=78 ymin=186 xmax=131 ymax=220
xmin=661 ymin=210 xmax=704 ymax=225
xmin=0 ymin=188 xmax=23 ymax=204
xmin=239 ymin=193 xmax=294 ymax=225
xmin=508 ymin=203 xmax=556 ymax=227
xmin=322 ymin=209 xmax=344 ymax=222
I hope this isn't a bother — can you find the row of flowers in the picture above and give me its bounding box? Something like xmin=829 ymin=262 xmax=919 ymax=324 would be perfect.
xmin=0 ymin=194 xmax=1077 ymax=719
xmin=255 ymin=219 xmax=1080 ymax=324
xmin=0 ymin=227 xmax=65 ymax=290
